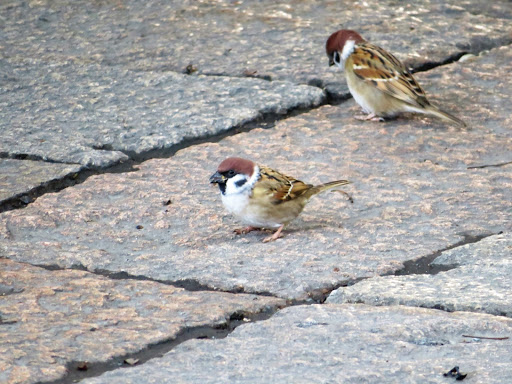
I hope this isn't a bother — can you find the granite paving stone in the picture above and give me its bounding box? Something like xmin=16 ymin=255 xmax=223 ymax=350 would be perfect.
xmin=1 ymin=47 xmax=510 ymax=300
xmin=82 ymin=304 xmax=512 ymax=384
xmin=1 ymin=2 xmax=512 ymax=383
xmin=0 ymin=259 xmax=284 ymax=384
xmin=2 ymin=0 xmax=511 ymax=94
xmin=2 ymin=0 xmax=511 ymax=196
xmin=0 ymin=60 xmax=324 ymax=168
xmin=327 ymin=233 xmax=512 ymax=317
xmin=0 ymin=159 xmax=81 ymax=205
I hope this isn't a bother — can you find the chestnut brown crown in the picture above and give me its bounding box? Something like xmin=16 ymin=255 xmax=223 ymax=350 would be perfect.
xmin=217 ymin=157 xmax=255 ymax=177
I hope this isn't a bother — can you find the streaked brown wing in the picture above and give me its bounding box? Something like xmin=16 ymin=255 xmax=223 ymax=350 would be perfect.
xmin=254 ymin=166 xmax=313 ymax=204
xmin=351 ymin=43 xmax=430 ymax=108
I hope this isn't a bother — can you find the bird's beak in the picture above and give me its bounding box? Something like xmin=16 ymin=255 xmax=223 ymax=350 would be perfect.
xmin=328 ymin=59 xmax=334 ymax=67
xmin=209 ymin=171 xmax=226 ymax=184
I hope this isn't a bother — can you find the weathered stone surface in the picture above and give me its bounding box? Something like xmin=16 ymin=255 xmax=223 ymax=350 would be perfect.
xmin=1 ymin=47 xmax=510 ymax=300
xmin=0 ymin=259 xmax=284 ymax=384
xmin=328 ymin=233 xmax=512 ymax=317
xmin=2 ymin=0 xmax=511 ymax=91
xmin=0 ymin=159 xmax=81 ymax=204
xmin=0 ymin=60 xmax=324 ymax=167
xmin=82 ymin=304 xmax=512 ymax=384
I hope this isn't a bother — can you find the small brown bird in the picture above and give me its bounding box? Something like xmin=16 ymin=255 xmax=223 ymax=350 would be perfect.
xmin=210 ymin=157 xmax=350 ymax=242
xmin=326 ymin=29 xmax=466 ymax=127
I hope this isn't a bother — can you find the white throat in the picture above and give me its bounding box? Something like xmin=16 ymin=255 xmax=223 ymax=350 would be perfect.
xmin=341 ymin=40 xmax=356 ymax=62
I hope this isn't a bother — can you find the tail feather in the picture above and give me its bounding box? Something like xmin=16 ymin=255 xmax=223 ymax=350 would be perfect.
xmin=425 ymin=105 xmax=467 ymax=128
xmin=306 ymin=180 xmax=351 ymax=198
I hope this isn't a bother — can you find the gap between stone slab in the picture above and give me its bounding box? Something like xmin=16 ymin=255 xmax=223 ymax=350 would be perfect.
xmin=30 ymin=273 xmax=346 ymax=384
xmin=0 ymin=103 xmax=323 ymax=214
xmin=39 ymin=308 xmax=280 ymax=384
xmin=467 ymin=161 xmax=512 ymax=169
xmin=33 ymin=263 xmax=283 ymax=300
xmin=0 ymin=163 xmax=139 ymax=214
xmin=0 ymin=152 xmax=81 ymax=165
xmin=309 ymin=231 xmax=501 ymax=305
xmin=20 ymin=230 xmax=501 ymax=383
xmin=30 ymin=230 xmax=499 ymax=305
xmin=4 ymin=40 xmax=511 ymax=215
xmin=34 ymin=261 xmax=358 ymax=305
xmin=387 ymin=231 xmax=499 ymax=276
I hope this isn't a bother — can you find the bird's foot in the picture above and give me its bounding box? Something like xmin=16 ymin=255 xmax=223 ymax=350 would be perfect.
xmin=234 ymin=226 xmax=260 ymax=235
xmin=262 ymin=225 xmax=284 ymax=243
xmin=332 ymin=189 xmax=354 ymax=204
xmin=354 ymin=113 xmax=385 ymax=122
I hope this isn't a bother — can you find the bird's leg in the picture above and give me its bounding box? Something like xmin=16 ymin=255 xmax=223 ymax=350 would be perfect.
xmin=354 ymin=113 xmax=385 ymax=122
xmin=262 ymin=225 xmax=284 ymax=243
xmin=233 ymin=226 xmax=260 ymax=235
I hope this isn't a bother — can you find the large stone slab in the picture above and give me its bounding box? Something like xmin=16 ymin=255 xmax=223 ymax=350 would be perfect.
xmin=0 ymin=60 xmax=324 ymax=167
xmin=0 ymin=259 xmax=284 ymax=384
xmin=2 ymin=0 xmax=511 ymax=92
xmin=0 ymin=159 xmax=81 ymax=205
xmin=328 ymin=233 xmax=512 ymax=317
xmin=82 ymin=304 xmax=512 ymax=384
xmin=1 ymin=47 xmax=510 ymax=300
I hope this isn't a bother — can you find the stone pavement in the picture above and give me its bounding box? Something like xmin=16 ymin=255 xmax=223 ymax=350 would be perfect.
xmin=1 ymin=0 xmax=511 ymax=383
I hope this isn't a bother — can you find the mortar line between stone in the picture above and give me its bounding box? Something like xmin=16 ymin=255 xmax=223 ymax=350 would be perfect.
xmin=17 ymin=260 xmax=281 ymax=299
xmin=388 ymin=232 xmax=499 ymax=277
xmin=34 ymin=276 xmax=345 ymax=384
xmin=39 ymin=306 xmax=284 ymax=384
xmin=4 ymin=40 xmax=511 ymax=214
xmin=0 ymin=152 xmax=81 ymax=165
xmin=0 ymin=101 xmax=327 ymax=214
xmin=12 ymin=231 xmax=504 ymax=384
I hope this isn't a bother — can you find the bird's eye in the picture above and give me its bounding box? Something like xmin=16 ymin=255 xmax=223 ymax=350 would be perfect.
xmin=333 ymin=51 xmax=341 ymax=65
xmin=227 ymin=170 xmax=236 ymax=178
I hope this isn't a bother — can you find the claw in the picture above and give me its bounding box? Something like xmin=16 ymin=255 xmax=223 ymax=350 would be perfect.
xmin=234 ymin=226 xmax=259 ymax=235
xmin=332 ymin=189 xmax=354 ymax=204
xmin=262 ymin=225 xmax=284 ymax=243
xmin=354 ymin=113 xmax=384 ymax=122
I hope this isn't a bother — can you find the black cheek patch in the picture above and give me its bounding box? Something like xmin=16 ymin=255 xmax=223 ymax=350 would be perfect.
xmin=235 ymin=179 xmax=246 ymax=188
xmin=334 ymin=52 xmax=341 ymax=65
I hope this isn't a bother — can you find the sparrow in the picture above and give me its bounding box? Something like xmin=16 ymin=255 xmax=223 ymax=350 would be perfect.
xmin=209 ymin=157 xmax=350 ymax=242
xmin=325 ymin=29 xmax=466 ymax=127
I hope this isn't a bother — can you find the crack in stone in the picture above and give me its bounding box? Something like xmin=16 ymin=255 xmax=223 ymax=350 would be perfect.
xmin=0 ymin=103 xmax=324 ymax=214
xmin=23 ymin=265 xmax=363 ymax=383
xmin=386 ymin=232 xmax=499 ymax=277
xmin=3 ymin=38 xmax=510 ymax=214
xmin=38 ymin=308 xmax=280 ymax=384
xmin=27 ymin=260 xmax=366 ymax=307
xmin=30 ymin=262 xmax=362 ymax=306
xmin=467 ymin=161 xmax=512 ymax=169
xmin=32 ymin=262 xmax=282 ymax=299
xmin=118 ymin=103 xmax=324 ymax=163
xmin=8 ymin=231 xmax=504 ymax=383
xmin=408 ymin=51 xmax=468 ymax=74
xmin=0 ymin=285 xmax=25 ymax=297
xmin=0 ymin=152 xmax=80 ymax=165
xmin=0 ymin=163 xmax=136 ymax=214
xmin=186 ymin=71 xmax=273 ymax=82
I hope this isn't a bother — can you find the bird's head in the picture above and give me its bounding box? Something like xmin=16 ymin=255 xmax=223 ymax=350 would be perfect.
xmin=210 ymin=157 xmax=258 ymax=195
xmin=326 ymin=29 xmax=364 ymax=68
